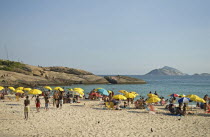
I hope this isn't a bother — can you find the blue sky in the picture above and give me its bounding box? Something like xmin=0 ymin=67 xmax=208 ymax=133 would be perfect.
xmin=0 ymin=0 xmax=209 ymax=75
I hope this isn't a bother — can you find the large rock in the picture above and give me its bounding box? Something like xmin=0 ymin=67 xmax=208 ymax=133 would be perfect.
xmin=104 ymin=75 xmax=146 ymax=84
xmin=43 ymin=67 xmax=93 ymax=75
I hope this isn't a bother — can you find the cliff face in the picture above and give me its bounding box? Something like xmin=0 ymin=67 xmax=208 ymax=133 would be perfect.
xmin=145 ymin=66 xmax=186 ymax=76
xmin=104 ymin=75 xmax=146 ymax=84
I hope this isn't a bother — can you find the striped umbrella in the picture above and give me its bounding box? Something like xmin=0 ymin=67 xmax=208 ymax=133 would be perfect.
xmin=178 ymin=97 xmax=190 ymax=103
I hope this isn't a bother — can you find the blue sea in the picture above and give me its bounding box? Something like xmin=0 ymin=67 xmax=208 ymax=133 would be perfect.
xmin=61 ymin=75 xmax=210 ymax=100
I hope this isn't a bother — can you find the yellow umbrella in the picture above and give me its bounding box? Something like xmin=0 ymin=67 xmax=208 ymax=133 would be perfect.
xmin=196 ymin=98 xmax=206 ymax=103
xmin=186 ymin=94 xmax=200 ymax=99
xmin=44 ymin=86 xmax=52 ymax=91
xmin=14 ymin=90 xmax=24 ymax=94
xmin=124 ymin=92 xmax=137 ymax=98
xmin=112 ymin=94 xmax=127 ymax=100
xmin=0 ymin=86 xmax=4 ymax=91
xmin=16 ymin=87 xmax=24 ymax=90
xmin=8 ymin=87 xmax=15 ymax=91
xmin=73 ymin=88 xmax=84 ymax=92
xmin=146 ymin=97 xmax=161 ymax=103
xmin=28 ymin=89 xmax=42 ymax=95
xmin=71 ymin=88 xmax=84 ymax=95
xmin=147 ymin=94 xmax=158 ymax=98
xmin=118 ymin=90 xmax=128 ymax=94
xmin=107 ymin=90 xmax=112 ymax=94
xmin=54 ymin=87 xmax=64 ymax=91
xmin=23 ymin=88 xmax=32 ymax=91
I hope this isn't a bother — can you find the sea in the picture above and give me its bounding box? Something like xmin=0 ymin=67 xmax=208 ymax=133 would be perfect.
xmin=60 ymin=75 xmax=210 ymax=100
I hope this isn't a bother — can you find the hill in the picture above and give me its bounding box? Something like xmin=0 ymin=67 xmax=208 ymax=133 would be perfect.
xmin=0 ymin=59 xmax=146 ymax=87
xmin=145 ymin=66 xmax=187 ymax=76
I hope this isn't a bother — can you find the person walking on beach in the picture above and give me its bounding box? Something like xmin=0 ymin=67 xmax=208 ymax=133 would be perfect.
xmin=35 ymin=96 xmax=41 ymax=112
xmin=24 ymin=96 xmax=30 ymax=120
xmin=45 ymin=96 xmax=49 ymax=111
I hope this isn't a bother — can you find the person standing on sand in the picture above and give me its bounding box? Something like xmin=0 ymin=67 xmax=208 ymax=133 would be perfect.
xmin=24 ymin=96 xmax=30 ymax=120
xmin=203 ymin=94 xmax=209 ymax=112
xmin=35 ymin=96 xmax=41 ymax=112
xmin=45 ymin=96 xmax=49 ymax=111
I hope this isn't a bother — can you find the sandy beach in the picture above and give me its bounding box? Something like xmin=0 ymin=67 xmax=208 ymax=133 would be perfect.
xmin=0 ymin=97 xmax=209 ymax=137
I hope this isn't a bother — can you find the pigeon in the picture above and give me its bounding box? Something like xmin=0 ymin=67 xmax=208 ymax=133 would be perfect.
xmin=151 ymin=128 xmax=153 ymax=132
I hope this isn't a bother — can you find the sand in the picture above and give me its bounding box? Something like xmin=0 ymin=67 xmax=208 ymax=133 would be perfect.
xmin=0 ymin=97 xmax=209 ymax=137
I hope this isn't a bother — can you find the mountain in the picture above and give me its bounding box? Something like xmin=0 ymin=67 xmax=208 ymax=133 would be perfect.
xmin=145 ymin=66 xmax=187 ymax=76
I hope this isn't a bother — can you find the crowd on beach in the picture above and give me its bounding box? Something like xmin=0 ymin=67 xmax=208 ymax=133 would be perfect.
xmin=0 ymin=86 xmax=210 ymax=120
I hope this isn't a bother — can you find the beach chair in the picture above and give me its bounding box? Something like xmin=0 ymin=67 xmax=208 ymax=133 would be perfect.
xmin=105 ymin=102 xmax=114 ymax=110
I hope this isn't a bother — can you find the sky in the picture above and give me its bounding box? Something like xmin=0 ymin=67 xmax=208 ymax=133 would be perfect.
xmin=0 ymin=0 xmax=209 ymax=75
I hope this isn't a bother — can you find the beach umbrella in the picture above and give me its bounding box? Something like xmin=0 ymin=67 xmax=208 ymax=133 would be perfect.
xmin=73 ymin=88 xmax=84 ymax=92
xmin=69 ymin=88 xmax=84 ymax=96
xmin=44 ymin=86 xmax=52 ymax=91
xmin=147 ymin=94 xmax=158 ymax=98
xmin=186 ymin=94 xmax=200 ymax=99
xmin=107 ymin=90 xmax=112 ymax=94
xmin=124 ymin=92 xmax=137 ymax=99
xmin=97 ymin=88 xmax=109 ymax=96
xmin=195 ymin=98 xmax=206 ymax=103
xmin=179 ymin=94 xmax=186 ymax=97
xmin=23 ymin=88 xmax=32 ymax=91
xmin=118 ymin=90 xmax=128 ymax=94
xmin=8 ymin=87 xmax=15 ymax=91
xmin=14 ymin=90 xmax=24 ymax=94
xmin=146 ymin=97 xmax=161 ymax=103
xmin=0 ymin=86 xmax=4 ymax=91
xmin=112 ymin=94 xmax=127 ymax=100
xmin=54 ymin=87 xmax=64 ymax=91
xmin=168 ymin=93 xmax=179 ymax=97
xmin=178 ymin=97 xmax=190 ymax=103
xmin=16 ymin=87 xmax=24 ymax=90
xmin=28 ymin=89 xmax=42 ymax=95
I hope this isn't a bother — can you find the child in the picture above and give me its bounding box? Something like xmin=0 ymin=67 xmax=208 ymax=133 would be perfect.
xmin=24 ymin=96 xmax=30 ymax=120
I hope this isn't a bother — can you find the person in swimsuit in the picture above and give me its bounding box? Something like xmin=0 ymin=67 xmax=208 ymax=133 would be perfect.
xmin=35 ymin=96 xmax=41 ymax=112
xmin=24 ymin=96 xmax=30 ymax=120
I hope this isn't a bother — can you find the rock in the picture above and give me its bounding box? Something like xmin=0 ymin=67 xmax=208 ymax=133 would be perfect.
xmin=104 ymin=75 xmax=146 ymax=84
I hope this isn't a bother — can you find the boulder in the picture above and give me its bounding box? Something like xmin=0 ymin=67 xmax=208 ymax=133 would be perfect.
xmin=104 ymin=75 xmax=146 ymax=84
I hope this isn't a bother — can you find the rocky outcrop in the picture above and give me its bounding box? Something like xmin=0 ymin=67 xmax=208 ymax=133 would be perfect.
xmin=0 ymin=60 xmax=147 ymax=86
xmin=145 ymin=66 xmax=187 ymax=76
xmin=104 ymin=75 xmax=146 ymax=84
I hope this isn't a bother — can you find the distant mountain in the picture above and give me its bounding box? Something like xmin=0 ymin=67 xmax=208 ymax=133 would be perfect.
xmin=145 ymin=66 xmax=187 ymax=76
xmin=193 ymin=73 xmax=210 ymax=76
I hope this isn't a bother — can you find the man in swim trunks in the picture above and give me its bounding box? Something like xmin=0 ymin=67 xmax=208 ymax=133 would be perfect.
xmin=24 ymin=96 xmax=30 ymax=120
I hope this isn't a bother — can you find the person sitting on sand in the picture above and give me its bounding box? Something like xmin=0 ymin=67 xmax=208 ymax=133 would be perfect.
xmin=45 ymin=96 xmax=49 ymax=111
xmin=35 ymin=96 xmax=41 ymax=112
xmin=24 ymin=96 xmax=30 ymax=120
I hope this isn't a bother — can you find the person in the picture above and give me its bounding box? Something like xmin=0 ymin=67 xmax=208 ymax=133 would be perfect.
xmin=35 ymin=96 xmax=41 ymax=112
xmin=24 ymin=96 xmax=30 ymax=120
xmin=203 ymin=94 xmax=209 ymax=112
xmin=154 ymin=91 xmax=158 ymax=96
xmin=59 ymin=94 xmax=63 ymax=109
xmin=45 ymin=96 xmax=49 ymax=111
